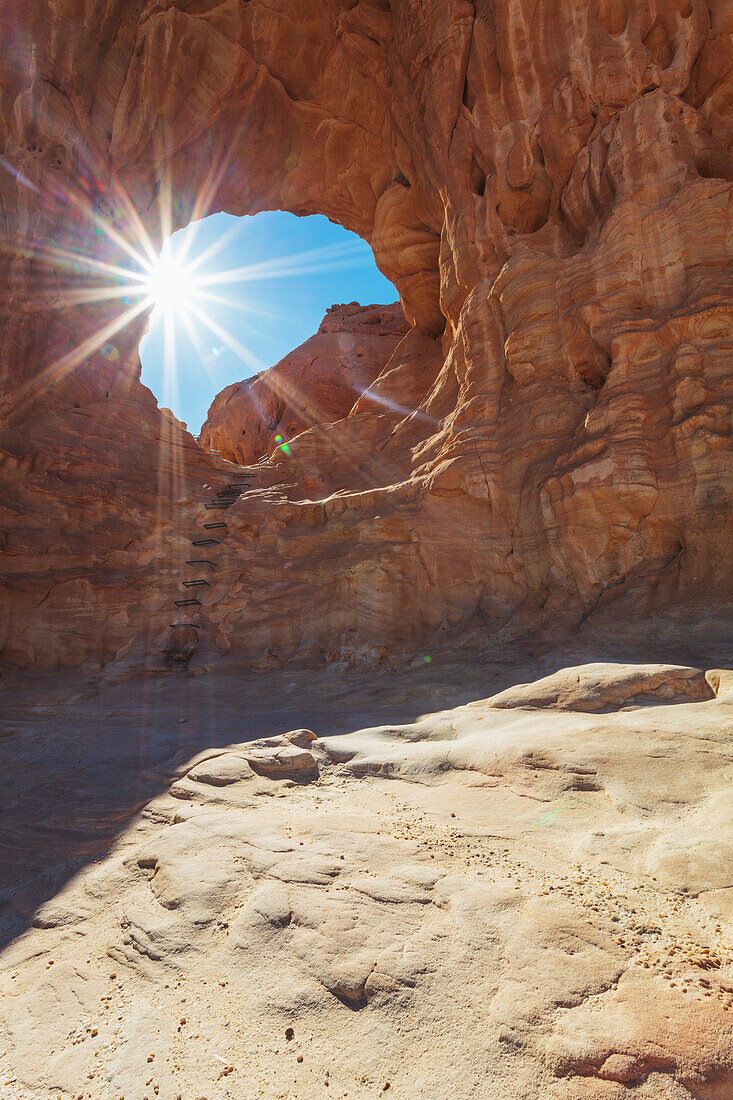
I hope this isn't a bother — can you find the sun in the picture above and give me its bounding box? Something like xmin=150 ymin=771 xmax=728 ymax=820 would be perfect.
xmin=143 ymin=250 xmax=198 ymax=319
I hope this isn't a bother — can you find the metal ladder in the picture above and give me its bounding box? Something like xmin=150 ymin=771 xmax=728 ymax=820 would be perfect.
xmin=164 ymin=467 xmax=256 ymax=658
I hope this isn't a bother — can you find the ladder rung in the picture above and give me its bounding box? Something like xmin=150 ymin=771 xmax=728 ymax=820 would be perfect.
xmin=191 ymin=538 xmax=220 ymax=546
xmin=203 ymin=522 xmax=226 ymax=529
xmin=169 ymin=623 xmax=201 ymax=629
xmin=175 ymin=598 xmax=201 ymax=607
xmin=182 ymin=580 xmax=210 ymax=588
xmin=230 ymin=473 xmax=254 ymax=479
xmin=205 ymin=502 xmax=230 ymax=509
xmin=185 ymin=560 xmax=217 ymax=569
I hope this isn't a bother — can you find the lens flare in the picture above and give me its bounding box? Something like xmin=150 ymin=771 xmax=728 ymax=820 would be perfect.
xmin=4 ymin=145 xmax=396 ymax=460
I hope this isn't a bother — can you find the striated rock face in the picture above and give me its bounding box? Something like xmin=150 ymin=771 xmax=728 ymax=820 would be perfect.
xmin=0 ymin=0 xmax=732 ymax=668
xmin=199 ymin=302 xmax=408 ymax=466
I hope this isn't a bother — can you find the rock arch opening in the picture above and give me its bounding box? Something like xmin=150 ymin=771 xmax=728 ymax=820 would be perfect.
xmin=138 ymin=210 xmax=400 ymax=441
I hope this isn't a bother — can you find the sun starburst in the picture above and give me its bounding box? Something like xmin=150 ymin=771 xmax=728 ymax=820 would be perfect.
xmin=1 ymin=141 xmax=390 ymax=454
xmin=141 ymin=249 xmax=199 ymax=320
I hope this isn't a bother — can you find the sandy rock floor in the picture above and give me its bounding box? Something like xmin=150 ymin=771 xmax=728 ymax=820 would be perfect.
xmin=1 ymin=646 xmax=732 ymax=1099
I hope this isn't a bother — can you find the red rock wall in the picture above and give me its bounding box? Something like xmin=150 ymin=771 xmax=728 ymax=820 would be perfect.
xmin=0 ymin=0 xmax=731 ymax=667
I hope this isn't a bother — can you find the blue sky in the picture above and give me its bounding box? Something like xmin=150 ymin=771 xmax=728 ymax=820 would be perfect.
xmin=139 ymin=211 xmax=397 ymax=433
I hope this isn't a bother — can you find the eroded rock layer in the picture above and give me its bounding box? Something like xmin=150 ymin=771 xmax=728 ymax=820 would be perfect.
xmin=0 ymin=0 xmax=732 ymax=666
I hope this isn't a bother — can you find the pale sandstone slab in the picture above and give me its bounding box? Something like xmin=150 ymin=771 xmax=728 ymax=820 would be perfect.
xmin=0 ymin=659 xmax=731 ymax=1099
xmin=488 ymin=663 xmax=715 ymax=712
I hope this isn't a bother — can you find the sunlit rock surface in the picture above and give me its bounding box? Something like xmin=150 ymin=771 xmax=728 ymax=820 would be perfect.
xmin=199 ymin=302 xmax=409 ymax=465
xmin=0 ymin=0 xmax=731 ymax=669
xmin=1 ymin=653 xmax=733 ymax=1098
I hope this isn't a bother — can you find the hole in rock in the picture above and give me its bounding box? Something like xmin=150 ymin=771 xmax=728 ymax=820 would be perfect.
xmin=462 ymin=76 xmax=476 ymax=112
xmin=138 ymin=211 xmax=398 ymax=436
xmin=471 ymin=158 xmax=488 ymax=197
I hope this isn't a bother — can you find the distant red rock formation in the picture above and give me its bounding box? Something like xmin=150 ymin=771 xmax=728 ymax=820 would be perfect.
xmin=199 ymin=303 xmax=408 ymax=465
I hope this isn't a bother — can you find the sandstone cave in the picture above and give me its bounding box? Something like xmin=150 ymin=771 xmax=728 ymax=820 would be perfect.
xmin=1 ymin=2 xmax=732 ymax=1097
